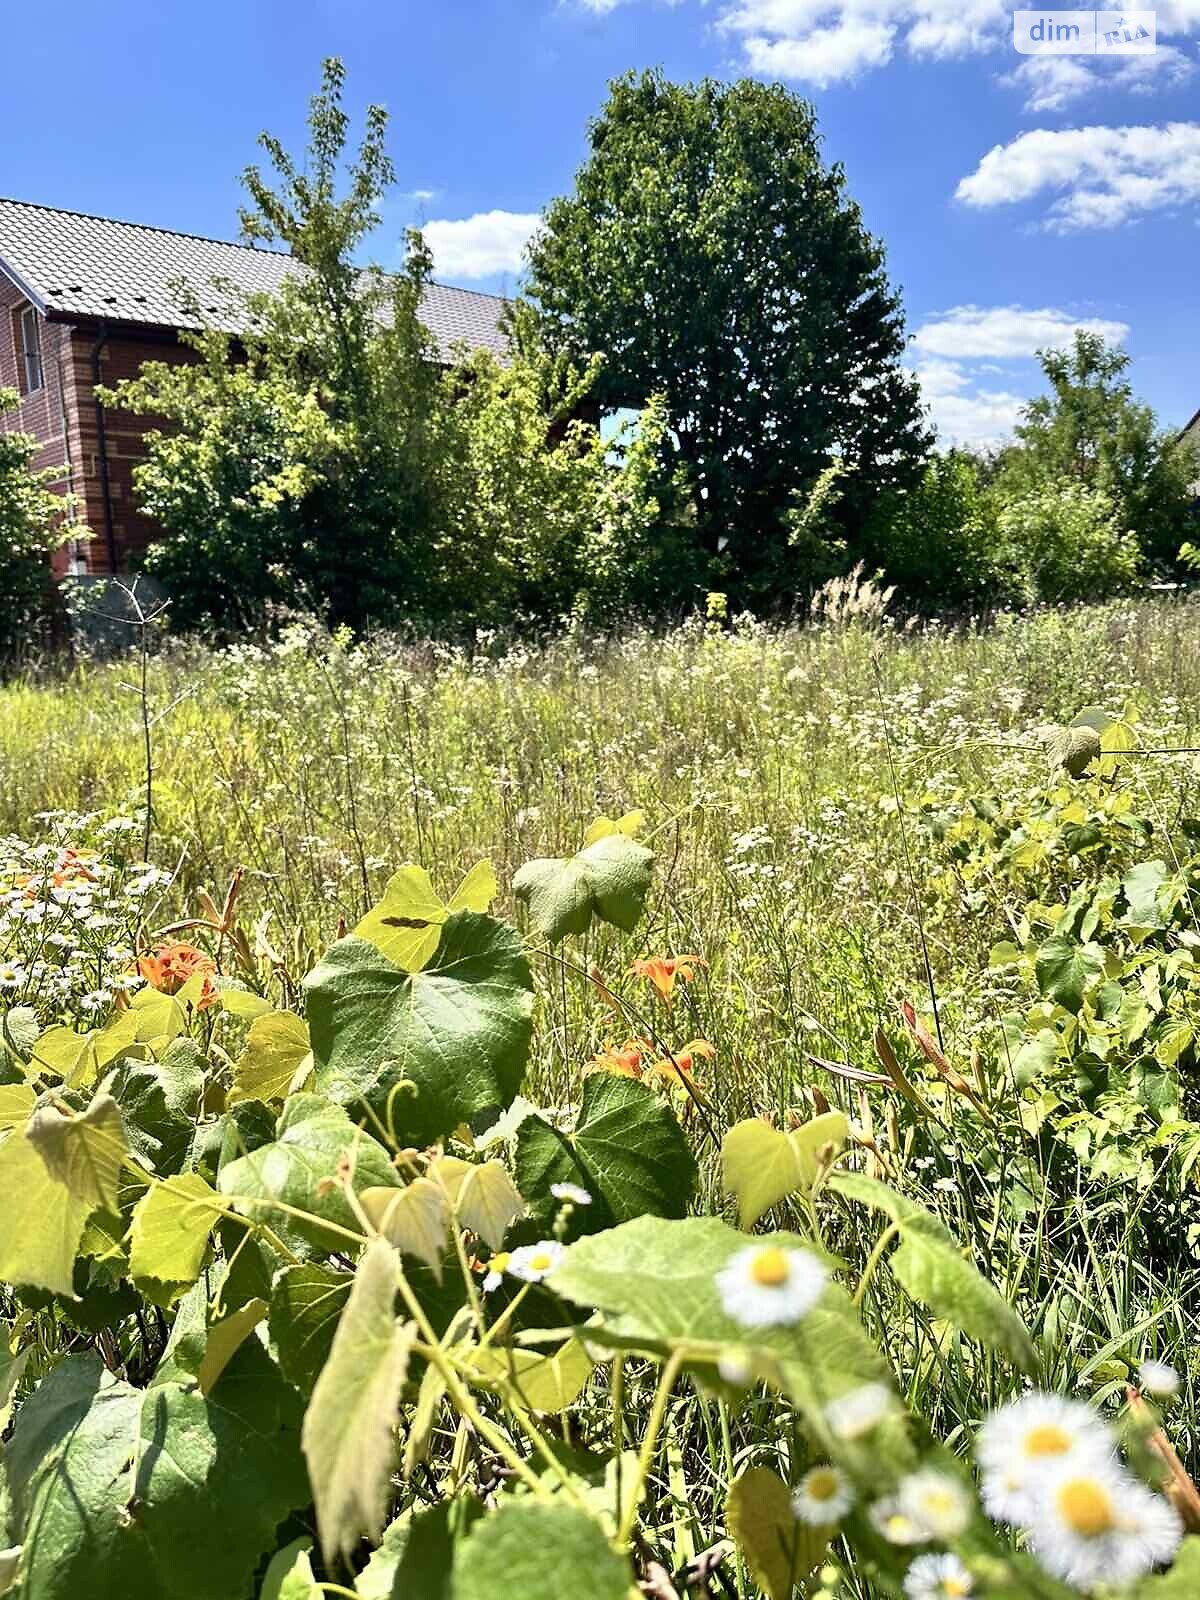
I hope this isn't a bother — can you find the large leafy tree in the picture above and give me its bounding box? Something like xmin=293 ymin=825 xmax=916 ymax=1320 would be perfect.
xmin=0 ymin=388 xmax=76 ymax=659
xmin=524 ymin=70 xmax=931 ymax=600
xmin=995 ymin=331 xmax=1197 ymax=573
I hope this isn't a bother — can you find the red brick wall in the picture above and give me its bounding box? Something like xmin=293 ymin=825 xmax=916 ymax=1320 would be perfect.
xmin=0 ymin=269 xmax=197 ymax=575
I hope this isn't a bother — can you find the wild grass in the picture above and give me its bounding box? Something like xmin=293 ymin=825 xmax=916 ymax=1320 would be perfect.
xmin=5 ymin=594 xmax=1200 ymax=1593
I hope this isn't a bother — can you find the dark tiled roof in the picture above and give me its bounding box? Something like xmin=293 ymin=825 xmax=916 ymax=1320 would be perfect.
xmin=0 ymin=197 xmax=509 ymax=362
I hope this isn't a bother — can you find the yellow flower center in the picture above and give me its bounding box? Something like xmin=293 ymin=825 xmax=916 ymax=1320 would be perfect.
xmin=749 ymin=1247 xmax=791 ymax=1288
xmin=528 ymin=1252 xmax=554 ymax=1273
xmin=923 ymin=1489 xmax=958 ymax=1517
xmin=1024 ymin=1423 xmax=1072 ymax=1458
xmin=805 ymin=1468 xmax=840 ymax=1502
xmin=944 ymin=1581 xmax=971 ymax=1598
xmin=1056 ymin=1478 xmax=1116 ymax=1538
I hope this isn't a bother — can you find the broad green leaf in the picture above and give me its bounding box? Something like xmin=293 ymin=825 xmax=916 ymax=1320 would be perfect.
xmin=829 ymin=1172 xmax=1035 ymax=1369
xmin=517 ymin=1074 xmax=696 ymax=1239
xmin=361 ymin=1178 xmax=450 ymax=1275
xmin=1157 ymin=1021 xmax=1194 ymax=1069
xmin=359 ymin=1499 xmax=482 ymax=1600
xmin=456 ymin=1160 xmax=525 ymax=1250
xmin=1008 ymin=1028 xmax=1060 ymax=1090
xmin=452 ymin=1502 xmax=630 ymax=1600
xmin=30 ymin=1011 xmax=139 ymax=1088
xmin=302 ymin=1237 xmax=415 ymax=1565
xmin=0 ymin=1085 xmax=36 ymax=1131
xmin=1120 ymin=860 xmax=1170 ymax=931
xmin=229 ymin=1011 xmax=313 ymax=1105
xmin=26 ymin=1092 xmax=128 ymax=1212
xmin=211 ymin=979 xmax=272 ymax=1020
xmin=129 ymin=1173 xmax=223 ymax=1305
xmin=1 ymin=1003 xmax=39 ymax=1062
xmin=726 ymin=1467 xmax=828 ymax=1600
xmin=108 ymin=1039 xmax=205 ymax=1175
xmin=513 ymin=832 xmax=654 ymax=942
xmin=259 ymin=1538 xmax=320 ymax=1600
xmin=1035 ymin=936 xmax=1106 ymax=1014
xmin=549 ymin=1215 xmax=887 ymax=1425
xmin=268 ymin=1263 xmax=353 ymax=1397
xmin=305 ymin=914 xmax=533 ymax=1146
xmin=355 ymin=865 xmax=448 ymax=973
xmin=722 ymin=1112 xmax=848 ymax=1229
xmin=582 ymin=810 xmax=645 ymax=845
xmin=1134 ymin=1536 xmax=1200 ymax=1596
xmin=465 ymin=1337 xmax=593 ymax=1415
xmin=218 ymin=1093 xmax=399 ymax=1253
xmin=197 ymin=1297 xmax=268 ymax=1395
xmin=129 ymin=985 xmax=187 ymax=1047
xmin=0 ymin=1129 xmax=91 ymax=1295
xmin=447 ymin=860 xmax=498 ymax=913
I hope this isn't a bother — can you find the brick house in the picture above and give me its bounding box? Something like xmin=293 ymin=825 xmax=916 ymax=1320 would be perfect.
xmin=0 ymin=197 xmax=509 ymax=575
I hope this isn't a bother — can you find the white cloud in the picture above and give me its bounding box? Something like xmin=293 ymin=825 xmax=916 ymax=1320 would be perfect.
xmin=912 ymin=304 xmax=1129 ymax=359
xmin=741 ymin=18 xmax=895 ymax=84
xmin=908 ymin=304 xmax=1130 ymax=447
xmin=1003 ymin=45 xmax=1196 ymax=112
xmin=420 ymin=210 xmax=541 ymax=279
xmin=955 ymin=121 xmax=1200 ymax=229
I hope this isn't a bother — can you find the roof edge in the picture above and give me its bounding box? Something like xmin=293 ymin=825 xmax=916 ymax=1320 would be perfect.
xmin=0 ymin=251 xmax=48 ymax=315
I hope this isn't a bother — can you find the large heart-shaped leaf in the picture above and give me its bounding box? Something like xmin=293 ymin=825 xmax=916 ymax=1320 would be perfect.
xmin=269 ymin=1263 xmax=353 ymax=1396
xmin=513 ymin=834 xmax=653 ymax=943
xmin=26 ymin=1092 xmax=128 ymax=1213
xmin=304 ymin=914 xmax=533 ymax=1145
xmin=516 ymin=1075 xmax=696 ymax=1239
xmin=452 ymin=1502 xmax=631 ymax=1600
xmin=218 ymin=1094 xmax=398 ymax=1254
xmin=0 ymin=1128 xmax=92 ymax=1297
xmin=1034 ymin=936 xmax=1106 ymax=1014
xmin=722 ymin=1113 xmax=848 ymax=1230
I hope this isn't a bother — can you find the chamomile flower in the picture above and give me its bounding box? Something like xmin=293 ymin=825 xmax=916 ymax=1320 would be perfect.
xmin=715 ymin=1243 xmax=828 ymax=1329
xmin=792 ymin=1464 xmax=854 ymax=1525
xmin=506 ymin=1241 xmax=566 ymax=1283
xmin=1138 ymin=1360 xmax=1181 ymax=1400
xmin=549 ymin=1182 xmax=592 ymax=1206
xmin=976 ymin=1393 xmax=1114 ymax=1524
xmin=825 ymin=1381 xmax=896 ymax=1440
xmin=0 ymin=964 xmax=25 ymax=990
xmin=903 ymin=1552 xmax=974 ymax=1600
xmin=897 ymin=1469 xmax=972 ymax=1540
xmin=870 ymin=1496 xmax=927 ymax=1546
xmin=1026 ymin=1461 xmax=1182 ymax=1589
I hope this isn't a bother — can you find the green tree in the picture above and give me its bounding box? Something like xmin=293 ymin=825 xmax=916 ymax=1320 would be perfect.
xmin=0 ymin=388 xmax=76 ymax=659
xmin=995 ymin=480 xmax=1141 ymax=604
xmin=524 ymin=70 xmax=931 ymax=603
xmin=864 ymin=451 xmax=1004 ymax=609
xmin=995 ymin=331 xmax=1196 ymax=572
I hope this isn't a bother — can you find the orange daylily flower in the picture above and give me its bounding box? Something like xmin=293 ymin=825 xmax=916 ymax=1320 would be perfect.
xmin=630 ymin=954 xmax=707 ymax=1003
xmin=586 ymin=1039 xmax=651 ymax=1078
xmin=136 ymin=940 xmax=220 ymax=1011
xmin=645 ymin=1039 xmax=716 ymax=1090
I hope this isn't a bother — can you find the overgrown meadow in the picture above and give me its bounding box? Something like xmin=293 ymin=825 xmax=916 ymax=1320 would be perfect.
xmin=4 ymin=594 xmax=1200 ymax=1600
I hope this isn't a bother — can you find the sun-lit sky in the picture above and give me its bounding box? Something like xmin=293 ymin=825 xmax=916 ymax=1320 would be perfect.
xmin=5 ymin=0 xmax=1198 ymax=446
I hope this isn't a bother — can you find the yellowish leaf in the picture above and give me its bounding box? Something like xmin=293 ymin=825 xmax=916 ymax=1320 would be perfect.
xmin=198 ymin=1297 xmax=269 ymax=1395
xmin=230 ymin=1011 xmax=313 ymax=1104
xmin=457 ymin=1161 xmax=525 ymax=1251
xmin=354 ymin=865 xmax=448 ymax=973
xmin=360 ymin=1179 xmax=450 ymax=1276
xmin=447 ymin=860 xmax=498 ymax=914
xmin=25 ymin=1091 xmax=128 ymax=1212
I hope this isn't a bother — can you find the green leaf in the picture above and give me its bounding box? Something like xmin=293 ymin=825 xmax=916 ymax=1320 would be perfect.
xmin=465 ymin=1337 xmax=593 ymax=1415
xmin=196 ymin=1297 xmax=268 ymax=1395
xmin=259 ymin=1538 xmax=320 ymax=1600
xmin=108 ymin=1040 xmax=205 ymax=1175
xmin=355 ymin=865 xmax=449 ymax=973
xmin=0 ymin=1085 xmax=35 ymax=1131
xmin=1133 ymin=1535 xmax=1200 ymax=1596
xmin=1120 ymin=860 xmax=1170 ymax=930
xmin=360 ymin=1178 xmax=450 ymax=1275
xmin=25 ymin=1091 xmax=128 ymax=1213
xmin=726 ymin=1467 xmax=828 ymax=1600
xmin=218 ymin=1093 xmax=399 ymax=1253
xmin=129 ymin=1173 xmax=223 ymax=1305
xmin=269 ymin=1263 xmax=353 ymax=1397
xmin=516 ymin=1075 xmax=696 ymax=1238
xmin=305 ymin=914 xmax=533 ymax=1146
xmin=1 ymin=1004 xmax=39 ymax=1063
xmin=829 ymin=1172 xmax=1035 ymax=1368
xmin=1035 ymin=935 xmax=1106 ymax=1013
xmin=1008 ymin=1028 xmax=1060 ymax=1090
xmin=452 ymin=1502 xmax=630 ymax=1600
xmin=447 ymin=861 xmax=498 ymax=914
xmin=513 ymin=832 xmax=654 ymax=942
xmin=359 ymin=1499 xmax=483 ymax=1600
xmin=0 ymin=1128 xmax=91 ymax=1296
xmin=722 ymin=1113 xmax=848 ymax=1229
xmin=456 ymin=1160 xmax=526 ymax=1250
xmin=1 ymin=1338 xmax=30 ymax=1433
xmin=229 ymin=1011 xmax=312 ymax=1104
xmin=302 ymin=1237 xmax=416 ymax=1565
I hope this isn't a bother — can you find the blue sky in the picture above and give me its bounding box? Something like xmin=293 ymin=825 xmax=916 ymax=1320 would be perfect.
xmin=5 ymin=0 xmax=1198 ymax=445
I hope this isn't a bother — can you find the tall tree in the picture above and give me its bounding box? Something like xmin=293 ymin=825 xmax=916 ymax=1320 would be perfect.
xmin=996 ymin=331 xmax=1197 ymax=572
xmin=524 ymin=70 xmax=931 ymax=599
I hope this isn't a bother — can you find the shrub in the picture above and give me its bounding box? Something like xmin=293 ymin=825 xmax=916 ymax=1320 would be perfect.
xmin=0 ymin=388 xmax=76 ymax=661
xmin=994 ymin=480 xmax=1141 ymax=604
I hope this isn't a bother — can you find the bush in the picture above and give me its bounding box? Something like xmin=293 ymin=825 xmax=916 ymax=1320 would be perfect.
xmin=864 ymin=451 xmax=1003 ymax=608
xmin=0 ymin=387 xmax=75 ymax=661
xmin=994 ymin=480 xmax=1141 ymax=604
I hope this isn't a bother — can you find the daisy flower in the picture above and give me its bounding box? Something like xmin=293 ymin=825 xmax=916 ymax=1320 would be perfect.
xmin=1138 ymin=1360 xmax=1181 ymax=1400
xmin=549 ymin=1182 xmax=592 ymax=1206
xmin=976 ymin=1393 xmax=1114 ymax=1524
xmin=1026 ymin=1461 xmax=1182 ymax=1589
xmin=481 ymin=1251 xmax=510 ymax=1293
xmin=897 ymin=1469 xmax=972 ymax=1540
xmin=714 ymin=1243 xmax=827 ymax=1328
xmin=792 ymin=1464 xmax=854 ymax=1525
xmin=903 ymin=1552 xmax=974 ymax=1599
xmin=825 ymin=1381 xmax=896 ymax=1440
xmin=870 ymin=1496 xmax=927 ymax=1545
xmin=506 ymin=1241 xmax=566 ymax=1283
xmin=0 ymin=964 xmax=26 ymax=990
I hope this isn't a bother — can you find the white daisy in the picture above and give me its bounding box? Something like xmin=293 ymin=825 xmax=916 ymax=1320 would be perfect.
xmin=897 ymin=1468 xmax=972 ymax=1540
xmin=0 ymin=964 xmax=26 ymax=990
xmin=1027 ymin=1461 xmax=1182 ymax=1589
xmin=506 ymin=1240 xmax=566 ymax=1283
xmin=481 ymin=1251 xmax=510 ymax=1293
xmin=1138 ymin=1361 xmax=1181 ymax=1400
xmin=976 ymin=1392 xmax=1114 ymax=1524
xmin=792 ymin=1464 xmax=854 ymax=1525
xmin=869 ymin=1495 xmax=927 ymax=1545
xmin=903 ymin=1552 xmax=974 ymax=1599
xmin=715 ymin=1243 xmax=828 ymax=1329
xmin=825 ymin=1381 xmax=897 ymax=1440
xmin=549 ymin=1182 xmax=592 ymax=1206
